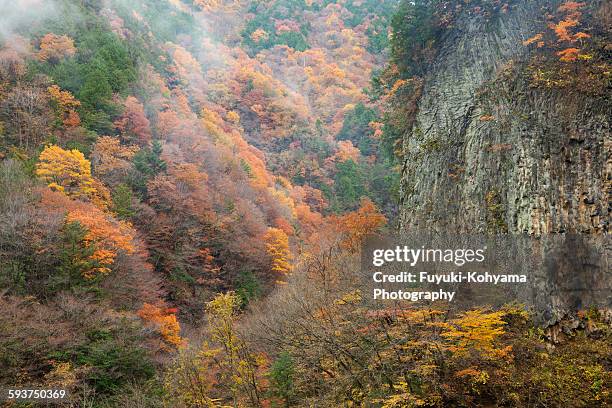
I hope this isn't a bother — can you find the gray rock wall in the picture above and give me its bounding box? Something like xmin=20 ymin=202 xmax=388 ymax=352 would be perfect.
xmin=399 ymin=0 xmax=610 ymax=235
xmin=397 ymin=0 xmax=611 ymax=322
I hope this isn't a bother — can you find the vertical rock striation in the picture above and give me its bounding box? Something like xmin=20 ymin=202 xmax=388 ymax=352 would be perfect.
xmin=397 ymin=0 xmax=610 ymax=323
xmin=399 ymin=0 xmax=610 ymax=235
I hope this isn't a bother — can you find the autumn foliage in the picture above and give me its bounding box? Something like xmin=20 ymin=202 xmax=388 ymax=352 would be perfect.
xmin=36 ymin=144 xmax=109 ymax=207
xmin=91 ymin=136 xmax=139 ymax=186
xmin=0 ymin=0 xmax=402 ymax=404
xmin=524 ymin=1 xmax=592 ymax=62
xmin=37 ymin=33 xmax=76 ymax=62
xmin=441 ymin=309 xmax=511 ymax=358
xmin=40 ymin=189 xmax=135 ymax=279
xmin=137 ymin=303 xmax=184 ymax=350
xmin=264 ymin=227 xmax=292 ymax=281
xmin=10 ymin=1 xmax=608 ymax=407
xmin=334 ymin=197 xmax=387 ymax=252
xmin=65 ymin=208 xmax=135 ymax=278
xmin=47 ymin=85 xmax=81 ymax=128
xmin=114 ymin=96 xmax=152 ymax=146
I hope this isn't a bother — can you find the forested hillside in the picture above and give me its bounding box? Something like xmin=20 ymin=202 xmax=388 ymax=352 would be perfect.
xmin=0 ymin=0 xmax=610 ymax=407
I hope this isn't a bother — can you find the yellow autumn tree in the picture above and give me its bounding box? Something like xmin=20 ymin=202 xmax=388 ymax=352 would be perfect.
xmin=264 ymin=227 xmax=292 ymax=281
xmin=226 ymin=110 xmax=240 ymax=124
xmin=165 ymin=292 xmax=267 ymax=407
xmin=206 ymin=292 xmax=268 ymax=406
xmin=163 ymin=348 xmax=222 ymax=407
xmin=36 ymin=145 xmax=95 ymax=196
xmin=36 ymin=144 xmax=109 ymax=207
xmin=201 ymin=107 xmax=231 ymax=144
xmin=44 ymin=361 xmax=78 ymax=389
xmin=441 ymin=309 xmax=511 ymax=359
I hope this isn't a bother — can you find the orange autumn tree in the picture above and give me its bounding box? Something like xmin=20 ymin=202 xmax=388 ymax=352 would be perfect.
xmin=91 ymin=136 xmax=140 ymax=185
xmin=333 ymin=140 xmax=361 ymax=163
xmin=138 ymin=303 xmax=183 ymax=350
xmin=335 ymin=197 xmax=386 ymax=252
xmin=36 ymin=144 xmax=109 ymax=208
xmin=524 ymin=1 xmax=591 ymax=62
xmin=38 ymin=33 xmax=76 ymax=63
xmin=66 ymin=207 xmax=135 ymax=278
xmin=40 ymin=189 xmax=135 ymax=279
xmin=551 ymin=2 xmax=591 ymax=62
xmin=554 ymin=1 xmax=588 ymax=40
xmin=47 ymin=85 xmax=81 ymax=128
xmin=557 ymin=47 xmax=581 ymax=62
xmin=264 ymin=227 xmax=292 ymax=282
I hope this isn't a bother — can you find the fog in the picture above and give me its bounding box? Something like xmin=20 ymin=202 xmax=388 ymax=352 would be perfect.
xmin=0 ymin=0 xmax=59 ymax=44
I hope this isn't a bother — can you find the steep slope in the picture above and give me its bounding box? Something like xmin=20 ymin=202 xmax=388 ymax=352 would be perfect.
xmin=397 ymin=0 xmax=610 ymax=235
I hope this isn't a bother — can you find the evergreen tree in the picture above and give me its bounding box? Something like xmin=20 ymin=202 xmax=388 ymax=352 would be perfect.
xmin=111 ymin=184 xmax=135 ymax=220
xmin=270 ymin=352 xmax=295 ymax=407
xmin=130 ymin=140 xmax=167 ymax=196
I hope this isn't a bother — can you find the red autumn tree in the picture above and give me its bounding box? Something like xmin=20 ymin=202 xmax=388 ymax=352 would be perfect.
xmin=115 ymin=96 xmax=152 ymax=146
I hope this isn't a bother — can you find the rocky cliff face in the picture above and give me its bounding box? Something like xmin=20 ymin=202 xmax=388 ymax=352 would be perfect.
xmin=398 ymin=0 xmax=610 ymax=236
xmin=397 ymin=0 xmax=610 ymax=323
